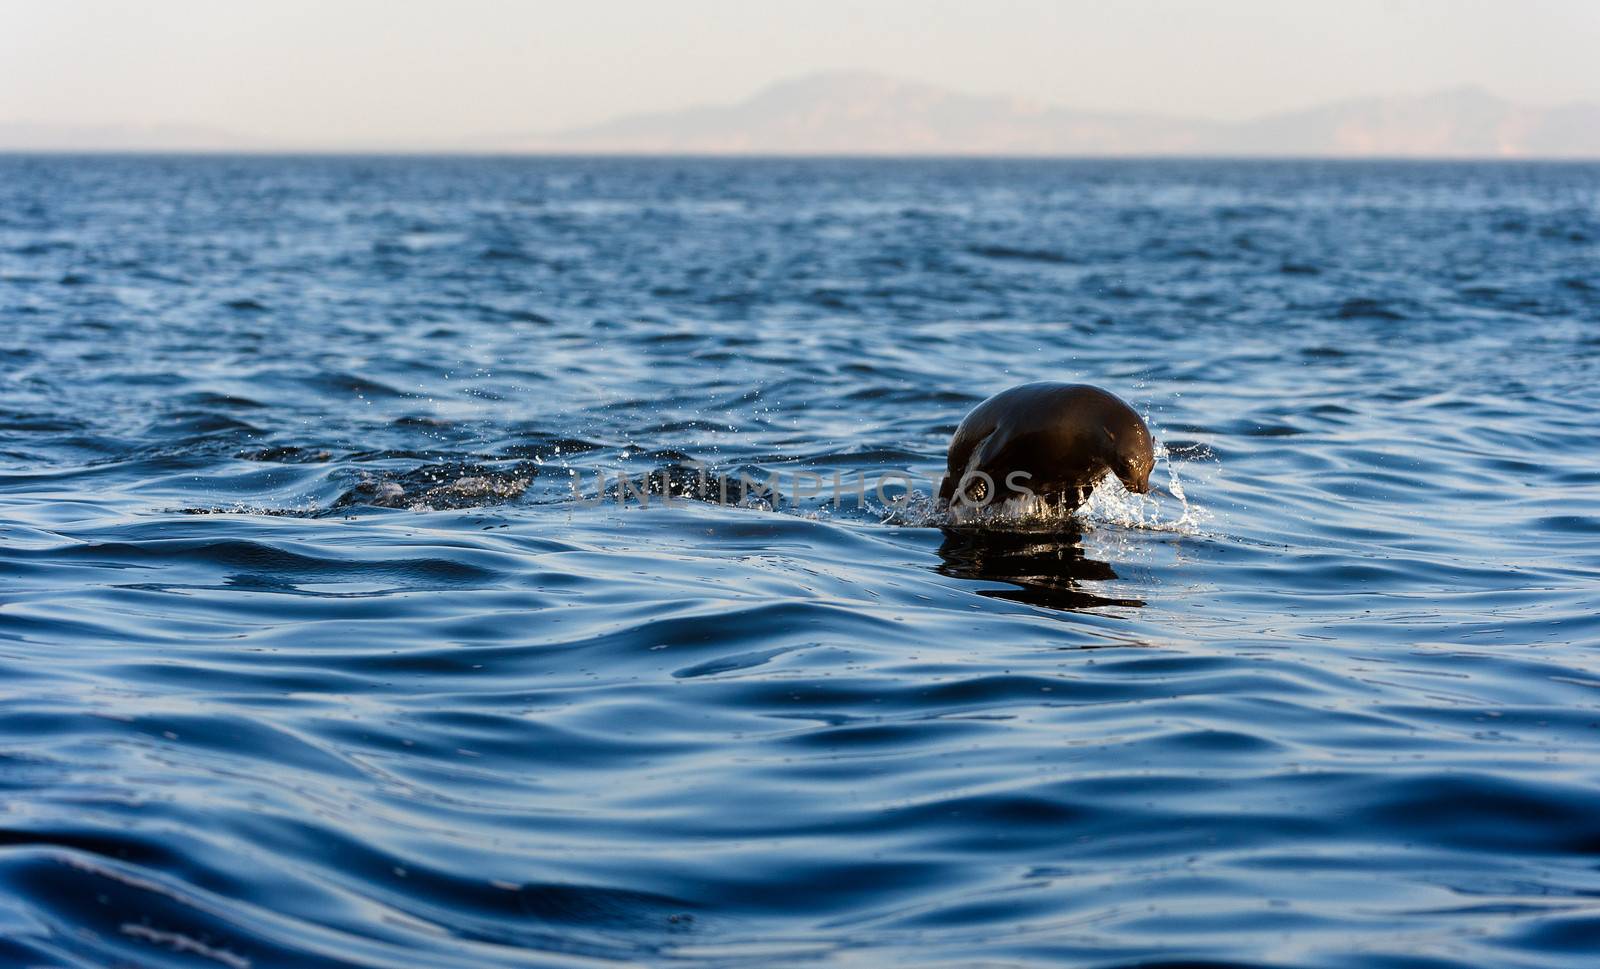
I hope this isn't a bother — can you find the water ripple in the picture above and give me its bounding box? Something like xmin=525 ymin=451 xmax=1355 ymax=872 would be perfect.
xmin=2 ymin=157 xmax=1599 ymax=967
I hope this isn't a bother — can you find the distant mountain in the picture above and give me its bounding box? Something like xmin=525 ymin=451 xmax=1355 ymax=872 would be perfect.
xmin=1229 ymin=86 xmax=1600 ymax=158
xmin=499 ymin=73 xmax=1600 ymax=159
xmin=501 ymin=73 xmax=1214 ymax=156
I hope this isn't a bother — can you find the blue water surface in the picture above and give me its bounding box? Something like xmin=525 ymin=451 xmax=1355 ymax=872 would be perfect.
xmin=1 ymin=156 xmax=1599 ymax=968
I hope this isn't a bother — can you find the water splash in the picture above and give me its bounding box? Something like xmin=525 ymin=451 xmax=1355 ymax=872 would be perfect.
xmin=1080 ymin=441 xmax=1209 ymax=534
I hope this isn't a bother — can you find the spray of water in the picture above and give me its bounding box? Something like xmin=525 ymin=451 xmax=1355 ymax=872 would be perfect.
xmin=886 ymin=439 xmax=1211 ymax=533
xmin=1080 ymin=441 xmax=1208 ymax=534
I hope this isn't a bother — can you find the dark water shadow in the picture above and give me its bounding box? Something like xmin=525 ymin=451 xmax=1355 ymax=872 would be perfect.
xmin=935 ymin=526 xmax=1144 ymax=612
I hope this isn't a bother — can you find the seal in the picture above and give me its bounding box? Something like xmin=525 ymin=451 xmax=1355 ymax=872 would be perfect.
xmin=938 ymin=383 xmax=1154 ymax=512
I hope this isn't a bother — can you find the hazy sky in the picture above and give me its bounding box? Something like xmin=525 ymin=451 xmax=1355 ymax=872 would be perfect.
xmin=3 ymin=0 xmax=1598 ymax=146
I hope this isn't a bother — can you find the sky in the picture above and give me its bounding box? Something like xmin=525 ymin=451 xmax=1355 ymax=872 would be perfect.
xmin=3 ymin=0 xmax=1598 ymax=147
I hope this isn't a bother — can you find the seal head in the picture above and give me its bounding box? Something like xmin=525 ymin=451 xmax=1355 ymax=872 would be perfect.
xmin=939 ymin=382 xmax=1154 ymax=512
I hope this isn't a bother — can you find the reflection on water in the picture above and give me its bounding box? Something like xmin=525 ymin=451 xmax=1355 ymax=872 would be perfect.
xmin=935 ymin=526 xmax=1145 ymax=611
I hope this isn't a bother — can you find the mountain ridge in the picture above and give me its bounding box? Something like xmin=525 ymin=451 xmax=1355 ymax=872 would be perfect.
xmin=504 ymin=72 xmax=1600 ymax=158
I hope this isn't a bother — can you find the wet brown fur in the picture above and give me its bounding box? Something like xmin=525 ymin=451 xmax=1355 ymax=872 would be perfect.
xmin=939 ymin=383 xmax=1154 ymax=511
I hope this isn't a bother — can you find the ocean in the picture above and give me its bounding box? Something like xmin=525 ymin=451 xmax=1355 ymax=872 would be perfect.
xmin=2 ymin=155 xmax=1598 ymax=968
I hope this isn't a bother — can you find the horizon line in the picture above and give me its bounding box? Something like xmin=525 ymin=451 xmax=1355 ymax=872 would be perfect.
xmin=4 ymin=149 xmax=1600 ymax=163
